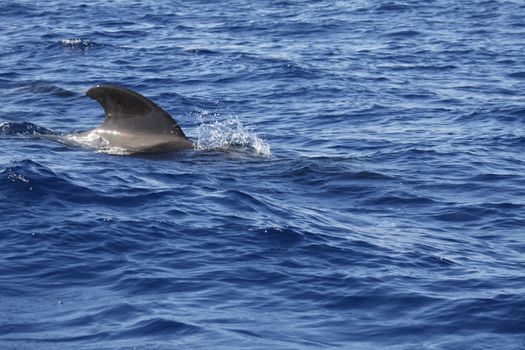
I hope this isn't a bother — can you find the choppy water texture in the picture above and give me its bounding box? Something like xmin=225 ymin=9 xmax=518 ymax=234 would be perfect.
xmin=1 ymin=1 xmax=525 ymax=349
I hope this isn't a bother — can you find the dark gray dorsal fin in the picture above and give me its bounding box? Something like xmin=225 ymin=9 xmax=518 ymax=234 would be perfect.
xmin=86 ymin=85 xmax=187 ymax=137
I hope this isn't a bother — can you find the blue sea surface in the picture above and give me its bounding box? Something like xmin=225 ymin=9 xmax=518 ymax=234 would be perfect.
xmin=1 ymin=0 xmax=525 ymax=349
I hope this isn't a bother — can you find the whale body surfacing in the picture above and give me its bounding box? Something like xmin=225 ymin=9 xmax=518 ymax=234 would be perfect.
xmin=82 ymin=85 xmax=194 ymax=153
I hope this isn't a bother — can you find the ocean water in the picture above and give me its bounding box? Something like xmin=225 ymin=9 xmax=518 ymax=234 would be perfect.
xmin=1 ymin=0 xmax=525 ymax=349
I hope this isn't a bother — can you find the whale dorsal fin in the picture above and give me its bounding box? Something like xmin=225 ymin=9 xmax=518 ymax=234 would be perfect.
xmin=86 ymin=85 xmax=187 ymax=137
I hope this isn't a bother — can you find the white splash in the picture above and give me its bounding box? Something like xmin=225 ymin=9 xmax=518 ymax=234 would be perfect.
xmin=195 ymin=115 xmax=271 ymax=157
xmin=60 ymin=38 xmax=94 ymax=47
xmin=62 ymin=131 xmax=129 ymax=155
xmin=61 ymin=38 xmax=83 ymax=45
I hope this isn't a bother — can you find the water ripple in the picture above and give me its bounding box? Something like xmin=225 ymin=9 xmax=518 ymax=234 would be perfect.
xmin=1 ymin=0 xmax=525 ymax=349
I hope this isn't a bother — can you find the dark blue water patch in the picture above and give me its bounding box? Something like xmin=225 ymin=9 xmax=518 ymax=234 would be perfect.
xmin=396 ymin=250 xmax=459 ymax=270
xmin=0 ymin=72 xmax=23 ymax=83
xmin=115 ymin=318 xmax=202 ymax=339
xmin=158 ymin=91 xmax=221 ymax=111
xmin=89 ymin=302 xmax=146 ymax=324
xmin=97 ymin=19 xmax=142 ymax=28
xmin=249 ymin=226 xmax=304 ymax=250
xmin=184 ymin=47 xmax=219 ymax=56
xmin=423 ymin=294 xmax=525 ymax=334
xmin=398 ymin=90 xmax=439 ymax=102
xmin=454 ymin=105 xmax=525 ymax=124
xmin=385 ymin=63 xmax=458 ymax=72
xmin=2 ymin=318 xmax=201 ymax=344
xmin=278 ymin=62 xmax=323 ymax=80
xmin=374 ymin=2 xmax=411 ymax=13
xmin=140 ymin=13 xmax=185 ymax=26
xmin=0 ymin=1 xmax=35 ymax=16
xmin=92 ymin=29 xmax=147 ymax=40
xmin=15 ymin=83 xmax=78 ymax=98
xmin=362 ymin=192 xmax=439 ymax=207
xmin=468 ymin=173 xmax=522 ymax=183
xmin=432 ymin=205 xmax=501 ymax=223
xmin=1 ymin=159 xmax=186 ymax=209
xmin=383 ymin=29 xmax=423 ymax=39
xmin=273 ymin=160 xmax=349 ymax=186
xmin=2 ymin=303 xmax=143 ymax=339
xmin=112 ymin=274 xmax=215 ymax=296
xmin=1 ymin=159 xmax=93 ymax=203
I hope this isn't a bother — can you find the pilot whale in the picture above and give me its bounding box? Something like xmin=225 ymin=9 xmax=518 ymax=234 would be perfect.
xmin=80 ymin=85 xmax=194 ymax=153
